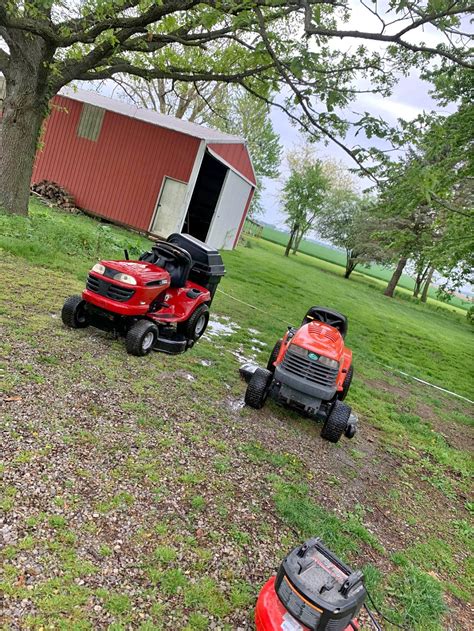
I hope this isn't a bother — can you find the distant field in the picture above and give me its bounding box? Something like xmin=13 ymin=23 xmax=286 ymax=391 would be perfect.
xmin=261 ymin=226 xmax=470 ymax=311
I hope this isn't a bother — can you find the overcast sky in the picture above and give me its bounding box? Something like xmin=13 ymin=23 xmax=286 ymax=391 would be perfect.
xmin=260 ymin=70 xmax=453 ymax=226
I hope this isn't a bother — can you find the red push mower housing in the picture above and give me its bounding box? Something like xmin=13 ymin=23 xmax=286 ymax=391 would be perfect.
xmin=62 ymin=233 xmax=224 ymax=356
xmin=243 ymin=307 xmax=356 ymax=443
xmin=256 ymin=538 xmax=366 ymax=631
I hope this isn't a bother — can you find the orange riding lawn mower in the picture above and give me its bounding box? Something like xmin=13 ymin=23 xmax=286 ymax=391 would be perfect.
xmin=241 ymin=307 xmax=357 ymax=443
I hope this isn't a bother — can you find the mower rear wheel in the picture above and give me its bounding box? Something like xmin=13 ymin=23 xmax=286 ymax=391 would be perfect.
xmin=266 ymin=340 xmax=282 ymax=372
xmin=125 ymin=320 xmax=158 ymax=356
xmin=245 ymin=367 xmax=273 ymax=409
xmin=338 ymin=365 xmax=353 ymax=401
xmin=61 ymin=295 xmax=89 ymax=329
xmin=321 ymin=400 xmax=351 ymax=443
xmin=178 ymin=304 xmax=209 ymax=341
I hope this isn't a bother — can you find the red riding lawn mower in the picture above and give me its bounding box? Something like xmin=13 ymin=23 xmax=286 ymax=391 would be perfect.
xmin=242 ymin=307 xmax=356 ymax=443
xmin=61 ymin=233 xmax=224 ymax=356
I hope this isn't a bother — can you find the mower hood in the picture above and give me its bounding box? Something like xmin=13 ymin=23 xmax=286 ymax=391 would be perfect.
xmin=291 ymin=321 xmax=344 ymax=361
xmin=98 ymin=260 xmax=169 ymax=286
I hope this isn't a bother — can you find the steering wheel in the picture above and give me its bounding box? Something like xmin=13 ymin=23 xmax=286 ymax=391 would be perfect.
xmin=318 ymin=311 xmax=344 ymax=330
xmin=152 ymin=242 xmax=191 ymax=266
xmin=304 ymin=308 xmax=346 ymax=337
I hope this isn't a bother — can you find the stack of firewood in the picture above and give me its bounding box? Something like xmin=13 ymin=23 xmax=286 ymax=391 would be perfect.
xmin=31 ymin=180 xmax=76 ymax=210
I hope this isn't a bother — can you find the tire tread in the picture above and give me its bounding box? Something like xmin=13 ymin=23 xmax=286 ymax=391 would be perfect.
xmin=125 ymin=320 xmax=158 ymax=356
xmin=321 ymin=400 xmax=351 ymax=443
xmin=245 ymin=368 xmax=272 ymax=409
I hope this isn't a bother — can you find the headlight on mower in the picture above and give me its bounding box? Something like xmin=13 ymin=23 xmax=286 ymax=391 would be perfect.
xmin=91 ymin=263 xmax=105 ymax=275
xmin=113 ymin=272 xmax=137 ymax=285
xmin=289 ymin=344 xmax=308 ymax=357
xmin=318 ymin=355 xmax=339 ymax=370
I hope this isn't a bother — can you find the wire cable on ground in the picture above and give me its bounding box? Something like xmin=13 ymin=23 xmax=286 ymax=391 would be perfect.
xmin=365 ymin=588 xmax=410 ymax=630
xmin=376 ymin=362 xmax=474 ymax=405
xmin=216 ymin=288 xmax=293 ymax=326
xmin=217 ymin=288 xmax=473 ymax=405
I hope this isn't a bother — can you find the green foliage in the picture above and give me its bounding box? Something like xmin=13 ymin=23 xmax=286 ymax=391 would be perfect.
xmin=467 ymin=305 xmax=474 ymax=325
xmin=368 ymin=93 xmax=474 ymax=294
xmin=184 ymin=577 xmax=230 ymax=617
xmin=0 ymin=200 xmax=151 ymax=281
xmin=1 ymin=0 xmax=472 ymax=221
xmin=153 ymin=546 xmax=177 ymax=564
xmin=262 ymin=225 xmax=470 ymax=309
xmin=387 ymin=566 xmax=446 ymax=628
xmin=282 ymin=149 xmax=330 ymax=252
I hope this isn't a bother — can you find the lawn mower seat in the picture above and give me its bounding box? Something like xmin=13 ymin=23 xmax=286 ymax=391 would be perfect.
xmin=302 ymin=306 xmax=348 ymax=338
xmin=139 ymin=242 xmax=192 ymax=288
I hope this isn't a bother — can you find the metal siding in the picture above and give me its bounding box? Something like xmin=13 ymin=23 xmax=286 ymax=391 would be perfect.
xmin=60 ymin=86 xmax=243 ymax=143
xmin=33 ymin=96 xmax=200 ymax=231
xmin=207 ymin=142 xmax=256 ymax=185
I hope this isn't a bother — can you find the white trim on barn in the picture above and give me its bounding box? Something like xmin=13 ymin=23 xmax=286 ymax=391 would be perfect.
xmin=177 ymin=140 xmax=207 ymax=234
xmin=206 ymin=146 xmax=256 ymax=188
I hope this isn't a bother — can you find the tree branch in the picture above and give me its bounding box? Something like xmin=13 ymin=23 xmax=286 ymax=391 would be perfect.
xmin=73 ymin=61 xmax=275 ymax=84
xmin=253 ymin=7 xmax=378 ymax=181
xmin=302 ymin=1 xmax=474 ymax=69
xmin=0 ymin=47 xmax=10 ymax=73
xmin=58 ymin=0 xmax=200 ymax=47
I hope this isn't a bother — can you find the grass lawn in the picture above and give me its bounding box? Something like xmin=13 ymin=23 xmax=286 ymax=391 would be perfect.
xmin=261 ymin=226 xmax=471 ymax=312
xmin=1 ymin=200 xmax=473 ymax=630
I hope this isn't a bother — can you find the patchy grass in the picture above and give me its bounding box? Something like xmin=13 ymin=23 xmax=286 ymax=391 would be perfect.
xmin=1 ymin=202 xmax=473 ymax=629
xmin=261 ymin=225 xmax=470 ymax=311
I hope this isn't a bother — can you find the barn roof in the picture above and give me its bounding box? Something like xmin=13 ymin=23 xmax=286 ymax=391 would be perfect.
xmin=59 ymin=87 xmax=244 ymax=144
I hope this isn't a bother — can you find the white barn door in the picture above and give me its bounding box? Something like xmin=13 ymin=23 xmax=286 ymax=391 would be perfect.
xmin=151 ymin=177 xmax=187 ymax=238
xmin=206 ymin=170 xmax=252 ymax=249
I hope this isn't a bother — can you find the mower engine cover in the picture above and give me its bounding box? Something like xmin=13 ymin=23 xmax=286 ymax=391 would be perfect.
xmin=274 ymin=538 xmax=366 ymax=631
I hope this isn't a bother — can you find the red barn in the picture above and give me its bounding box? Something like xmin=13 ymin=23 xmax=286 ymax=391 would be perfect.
xmin=32 ymin=87 xmax=256 ymax=249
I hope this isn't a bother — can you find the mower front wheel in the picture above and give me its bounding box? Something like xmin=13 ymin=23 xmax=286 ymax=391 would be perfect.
xmin=321 ymin=400 xmax=351 ymax=443
xmin=178 ymin=304 xmax=209 ymax=341
xmin=266 ymin=340 xmax=282 ymax=372
xmin=62 ymin=295 xmax=89 ymax=329
xmin=245 ymin=367 xmax=273 ymax=409
xmin=125 ymin=320 xmax=158 ymax=356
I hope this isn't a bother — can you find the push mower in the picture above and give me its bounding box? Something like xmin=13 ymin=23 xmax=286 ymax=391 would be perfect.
xmin=256 ymin=537 xmax=367 ymax=631
xmin=61 ymin=233 xmax=224 ymax=356
xmin=242 ymin=307 xmax=356 ymax=443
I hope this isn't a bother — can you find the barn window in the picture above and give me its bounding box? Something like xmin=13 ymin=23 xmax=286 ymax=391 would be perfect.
xmin=77 ymin=104 xmax=104 ymax=141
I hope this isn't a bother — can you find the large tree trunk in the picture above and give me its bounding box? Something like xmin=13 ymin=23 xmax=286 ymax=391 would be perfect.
xmin=0 ymin=32 xmax=54 ymax=215
xmin=413 ymin=261 xmax=430 ymax=297
xmin=345 ymin=253 xmax=357 ymax=279
xmin=384 ymin=257 xmax=408 ymax=297
xmin=292 ymin=229 xmax=304 ymax=255
xmin=285 ymin=222 xmax=299 ymax=256
xmin=420 ymin=266 xmax=435 ymax=303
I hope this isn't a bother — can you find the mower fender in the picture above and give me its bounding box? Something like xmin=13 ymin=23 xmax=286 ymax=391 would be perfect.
xmin=337 ymin=349 xmax=353 ymax=391
xmin=256 ymin=578 xmax=309 ymax=631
